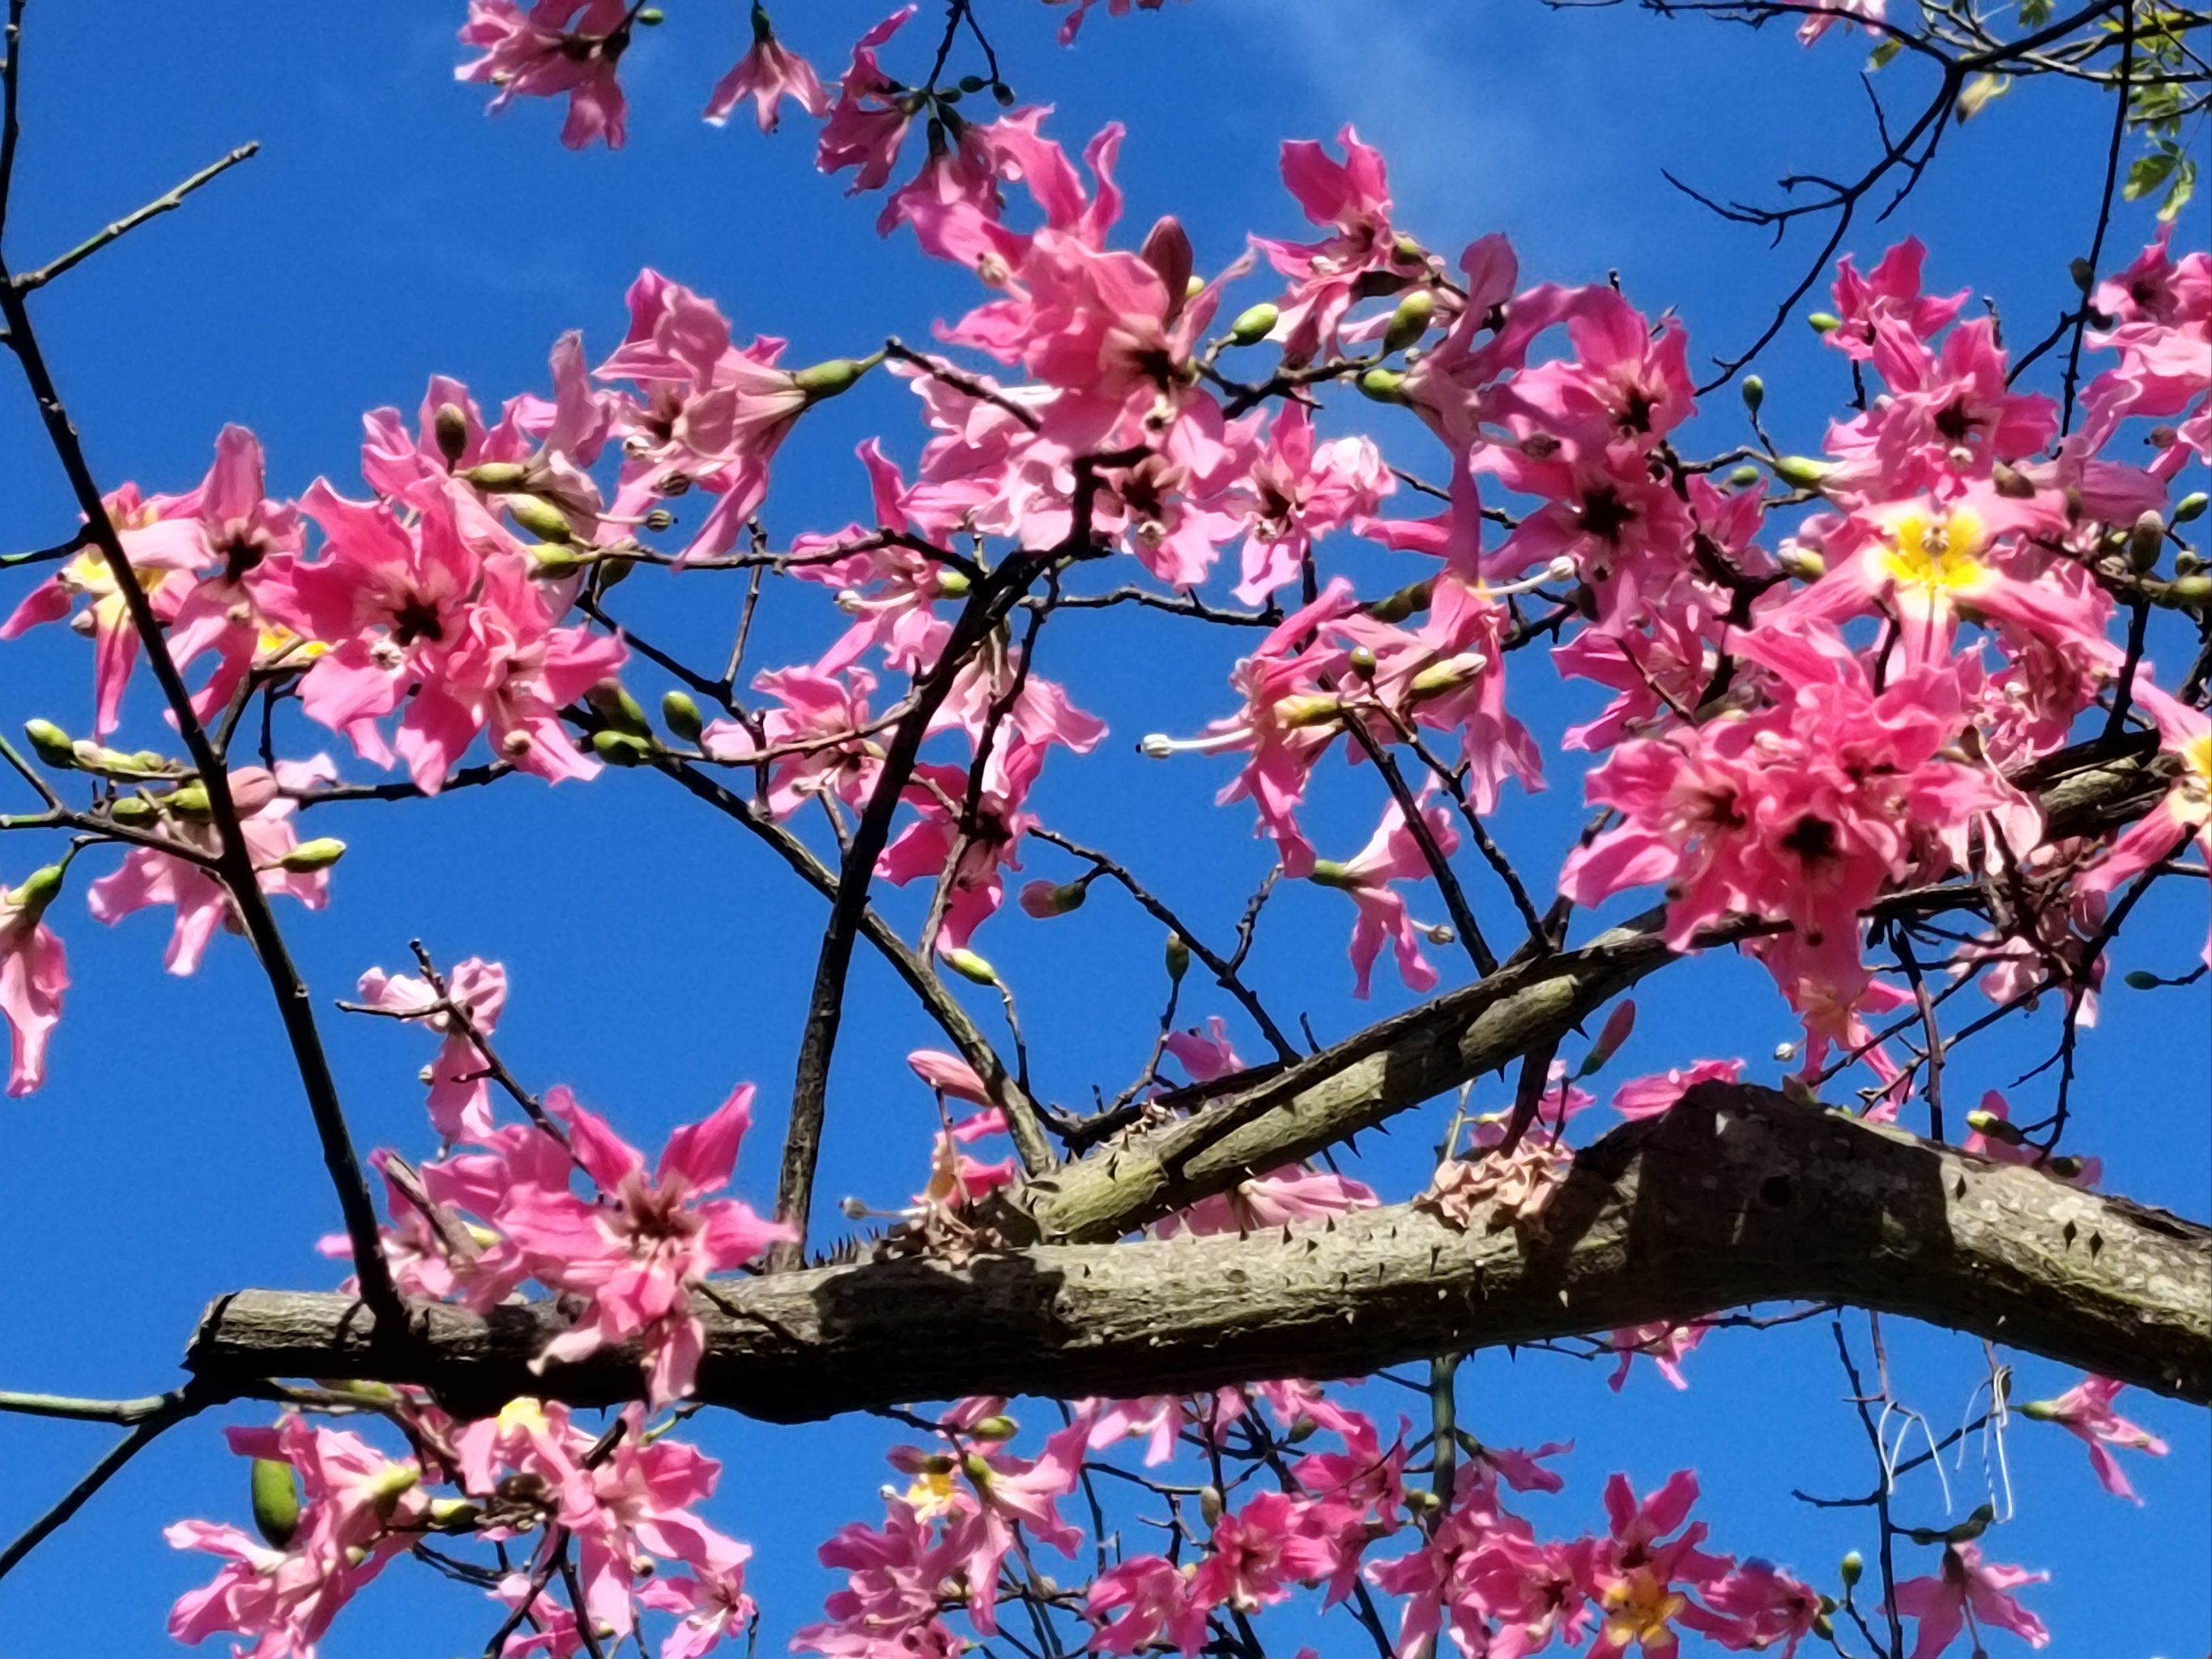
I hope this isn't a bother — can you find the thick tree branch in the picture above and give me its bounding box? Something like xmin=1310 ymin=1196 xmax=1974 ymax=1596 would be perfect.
xmin=186 ymin=1085 xmax=2212 ymax=1419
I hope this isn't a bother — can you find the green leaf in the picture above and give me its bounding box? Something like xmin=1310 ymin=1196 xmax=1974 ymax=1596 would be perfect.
xmin=1867 ymin=36 xmax=1903 ymax=70
xmin=2123 ymin=144 xmax=2179 ymax=203
xmin=2157 ymin=154 xmax=2197 ymax=222
xmin=2018 ymin=0 xmax=2052 ymax=23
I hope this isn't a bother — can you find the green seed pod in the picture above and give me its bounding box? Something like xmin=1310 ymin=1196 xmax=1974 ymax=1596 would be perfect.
xmin=277 ymin=838 xmax=348 ymax=872
xmin=945 ymin=947 xmax=999 ymax=986
xmin=1728 ymin=464 xmax=1762 ymax=488
xmin=1741 ymin=375 xmax=1765 ymax=415
xmin=1164 ymin=932 xmax=1191 ymax=983
xmin=2172 ymin=491 xmax=2208 ymax=525
xmin=1228 ymin=302 xmax=1279 ymax=347
xmin=108 ymin=795 xmax=157 ymax=826
xmin=1366 ymin=577 xmax=1434 ymax=624
xmin=531 ymin=544 xmax=588 ymax=578
xmin=506 ymin=495 xmax=575 ymax=544
xmin=433 ymin=403 xmax=471 ymax=467
xmin=661 ymin=690 xmax=705 ymax=744
xmin=250 ymin=1457 xmax=302 ymax=1549
xmin=23 ymin=719 xmax=75 ymax=768
xmin=164 ymin=783 xmax=213 ymax=820
xmin=1807 ymin=311 xmax=1843 ymax=335
xmin=591 ymin=730 xmax=653 ymax=766
xmin=1383 ymin=289 xmax=1434 ymax=353
xmin=461 ymin=461 xmax=531 ymax=491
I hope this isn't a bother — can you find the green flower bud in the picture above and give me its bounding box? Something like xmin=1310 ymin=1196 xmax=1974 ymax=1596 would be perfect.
xmin=23 ymin=719 xmax=75 ymax=768
xmin=1165 ymin=932 xmax=1191 ymax=983
xmin=107 ymin=795 xmax=157 ymax=826
xmin=2046 ymin=1154 xmax=2086 ymax=1180
xmin=591 ymin=730 xmax=654 ymax=766
xmin=1728 ymin=464 xmax=1762 ymax=488
xmin=2169 ymin=573 xmax=2211 ymax=605
xmin=506 ymin=495 xmax=575 ymax=544
xmin=8 ymin=863 xmax=66 ymax=919
xmin=164 ymin=783 xmax=213 ymax=819
xmin=662 ymin=690 xmax=705 ymax=744
xmin=2122 ymin=969 xmax=2162 ymax=991
xmin=1807 ymin=311 xmax=1843 ymax=335
xmin=1779 ymin=545 xmax=1827 ymax=582
xmin=2069 ymin=257 xmax=2095 ymax=292
xmin=1392 ymin=233 xmax=1427 ymax=263
xmin=428 ymin=1497 xmax=483 ymax=1532
xmin=1741 ymin=374 xmax=1765 ymax=414
xmin=1409 ymin=651 xmax=1486 ymax=698
xmin=1347 ymin=645 xmax=1379 ymax=676
xmin=1272 ymin=693 xmax=1344 ymax=728
xmin=1366 ymin=578 xmax=1434 ymax=624
xmin=1963 ymin=1108 xmax=2026 ymax=1144
xmin=586 ymin=681 xmax=653 ymax=738
xmin=991 ymin=81 xmax=1016 ymax=107
xmin=1383 ymin=289 xmax=1434 ymax=353
xmin=636 ymin=5 xmax=664 ymax=21
xmin=461 ymin=461 xmax=531 ymax=491
xmin=1771 ymin=455 xmax=1837 ymax=490
xmin=1357 ymin=367 xmax=1408 ymax=403
xmin=276 ymin=838 xmax=347 ymax=872
xmin=1228 ymin=302 xmax=1279 ymax=347
xmin=1199 ymin=1485 xmax=1224 ymax=1526
xmin=961 ymin=1449 xmax=994 ymax=1483
xmin=1839 ymin=1550 xmax=1864 ymax=1588
xmin=936 ymin=567 xmax=973 ymax=598
xmin=250 ymin=1457 xmax=302 ymax=1548
xmin=2128 ymin=510 xmax=2167 ymax=573
xmin=2172 ymin=492 xmax=2209 ymax=525
xmin=946 ymin=947 xmax=999 ymax=986
xmin=433 ymin=403 xmax=471 ymax=467
xmin=644 ymin=507 xmax=676 ymax=532
xmin=969 ymin=1414 xmax=1017 ymax=1441
xmin=1285 ymin=1415 xmax=1319 ymax=1444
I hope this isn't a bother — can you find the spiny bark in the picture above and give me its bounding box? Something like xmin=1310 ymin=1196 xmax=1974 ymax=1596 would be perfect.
xmin=188 ymin=1084 xmax=2211 ymax=1421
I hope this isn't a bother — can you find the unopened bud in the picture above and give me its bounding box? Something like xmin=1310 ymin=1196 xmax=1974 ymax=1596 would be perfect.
xmin=1577 ymin=998 xmax=1637 ymax=1077
xmin=961 ymin=1449 xmax=994 ymax=1483
xmin=936 ymin=567 xmax=972 ymax=598
xmin=1273 ymin=693 xmax=1344 ymax=728
xmin=23 ymin=719 xmax=75 ymax=768
xmin=1392 ymin=233 xmax=1426 ymax=263
xmin=1772 ymin=1040 xmax=1798 ymax=1062
xmin=2046 ymin=1154 xmax=2086 ymax=1180
xmin=2129 ymin=510 xmax=2167 ymax=573
xmin=944 ymin=947 xmax=999 ymax=986
xmin=968 ymin=1414 xmax=1017 ymax=1441
xmin=2069 ymin=256 xmax=2095 ymax=292
xmin=1367 ymin=578 xmax=1434 ymax=623
xmin=428 ymin=1497 xmax=483 ymax=1532
xmin=506 ymin=495 xmax=575 ymax=544
xmin=1964 ymin=1108 xmax=2026 ymax=1144
xmin=1409 ymin=651 xmax=1487 ymax=697
xmin=661 ymin=690 xmax=705 ymax=744
xmin=2122 ymin=969 xmax=2162 ymax=991
xmin=636 ymin=5 xmax=664 ymax=20
xmin=1357 ymin=367 xmax=1407 ymax=403
xmin=1740 ymin=375 xmax=1765 ymax=415
xmin=276 ymin=838 xmax=347 ymax=872
xmin=1165 ymin=932 xmax=1191 ymax=982
xmin=108 ymin=795 xmax=157 ymax=825
xmin=164 ymin=783 xmax=213 ymax=819
xmin=1771 ymin=454 xmax=1837 ymax=490
xmin=590 ymin=730 xmax=653 ymax=766
xmin=1839 ymin=1550 xmax=1864 ymax=1588
xmin=1285 ymin=1415 xmax=1319 ymax=1444
xmin=1728 ymin=464 xmax=1762 ymax=488
xmin=2171 ymin=573 xmax=2211 ymax=605
xmin=250 ymin=1457 xmax=302 ymax=1549
xmin=461 ymin=461 xmax=531 ymax=491
xmin=1019 ymin=878 xmax=1088 ymax=919
xmin=433 ymin=403 xmax=471 ymax=467
xmin=1383 ymin=289 xmax=1434 ymax=353
xmin=1347 ymin=645 xmax=1378 ymax=676
xmin=643 ymin=508 xmax=675 ymax=532
xmin=794 ymin=355 xmax=876 ymax=399
xmin=1778 ymin=544 xmax=1826 ymax=582
xmin=586 ymin=681 xmax=653 ymax=738
xmin=1228 ymin=302 xmax=1278 ymax=347
xmin=1199 ymin=1485 xmax=1224 ymax=1526
xmin=1807 ymin=311 xmax=1842 ymax=335
xmin=2173 ymin=492 xmax=2209 ymax=525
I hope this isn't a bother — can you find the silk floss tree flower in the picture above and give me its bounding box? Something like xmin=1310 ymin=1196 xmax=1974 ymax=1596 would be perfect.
xmin=0 ymin=860 xmax=69 ymax=1097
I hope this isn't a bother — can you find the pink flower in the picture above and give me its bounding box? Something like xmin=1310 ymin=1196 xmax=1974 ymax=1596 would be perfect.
xmin=1611 ymin=1060 xmax=1744 ymax=1120
xmin=1824 ymin=241 xmax=1969 ymax=364
xmin=457 ymin=0 xmax=633 ymax=150
xmin=86 ymin=761 xmax=337 ymax=975
xmin=1162 ymin=1015 xmax=1244 ymax=1084
xmin=1607 ymin=1321 xmax=1709 ymax=1392
xmin=2020 ymin=1375 xmax=2168 ymax=1503
xmin=1796 ymin=0 xmax=1886 ymax=45
xmin=0 ymin=864 xmax=68 ymax=1097
xmin=702 ymin=663 xmax=884 ymax=820
xmin=1888 ymin=1543 xmax=2049 ymax=1657
xmin=639 ymin=1533 xmax=757 ymax=1659
xmin=1157 ymin=1166 xmax=1376 ymax=1238
xmin=1088 ymin=1555 xmax=1206 ymax=1655
xmin=356 ymin=957 xmax=511 ymax=1141
xmin=815 ymin=11 xmax=917 ymax=192
xmin=1310 ymin=796 xmax=1462 ymax=998
xmin=2078 ymin=682 xmax=2209 ymax=960
xmin=705 ymin=4 xmax=829 ymax=132
xmin=1229 ymin=400 xmax=1392 ymax=603
xmin=503 ymin=1085 xmax=791 ymax=1405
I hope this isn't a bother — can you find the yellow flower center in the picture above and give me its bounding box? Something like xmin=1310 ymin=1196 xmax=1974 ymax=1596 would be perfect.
xmin=1601 ymin=1570 xmax=1686 ymax=1647
xmin=1880 ymin=504 xmax=1990 ymax=608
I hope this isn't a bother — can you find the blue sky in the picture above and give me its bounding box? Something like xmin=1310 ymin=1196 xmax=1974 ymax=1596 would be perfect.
xmin=0 ymin=1 xmax=2205 ymax=1654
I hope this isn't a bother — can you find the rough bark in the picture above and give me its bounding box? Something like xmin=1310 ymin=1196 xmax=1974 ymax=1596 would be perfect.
xmin=189 ymin=1084 xmax=2211 ymax=1421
